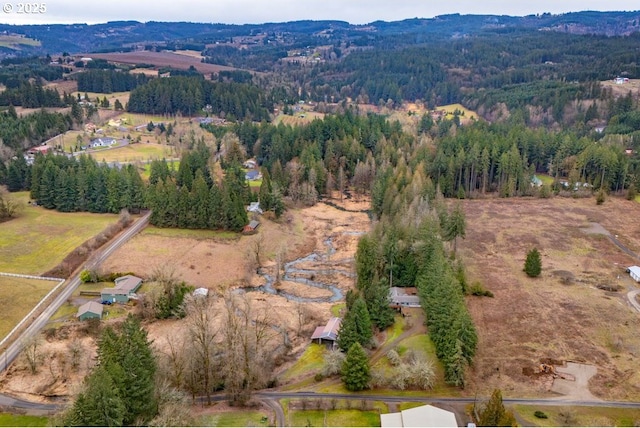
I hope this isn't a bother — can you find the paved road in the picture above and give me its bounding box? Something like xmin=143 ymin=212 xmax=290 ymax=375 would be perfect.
xmin=0 ymin=211 xmax=151 ymax=374
xmin=254 ymin=391 xmax=640 ymax=409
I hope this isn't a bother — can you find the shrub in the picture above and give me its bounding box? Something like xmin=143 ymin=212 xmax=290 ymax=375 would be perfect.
xmin=524 ymin=248 xmax=542 ymax=277
xmin=596 ymin=189 xmax=606 ymax=205
xmin=386 ymin=349 xmax=401 ymax=366
xmin=534 ymin=410 xmax=548 ymax=419
xmin=469 ymin=281 xmax=494 ymax=297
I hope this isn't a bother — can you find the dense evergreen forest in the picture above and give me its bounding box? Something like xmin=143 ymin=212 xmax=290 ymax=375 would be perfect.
xmin=126 ymin=76 xmax=272 ymax=120
xmin=76 ymin=69 xmax=151 ymax=93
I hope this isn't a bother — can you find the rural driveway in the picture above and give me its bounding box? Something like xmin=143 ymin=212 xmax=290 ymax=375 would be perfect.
xmin=0 ymin=211 xmax=151 ymax=373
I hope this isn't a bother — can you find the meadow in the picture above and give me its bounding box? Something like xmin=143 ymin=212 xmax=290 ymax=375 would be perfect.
xmin=0 ymin=192 xmax=119 ymax=275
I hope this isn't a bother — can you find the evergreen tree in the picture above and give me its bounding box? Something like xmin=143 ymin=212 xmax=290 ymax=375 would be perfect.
xmin=363 ymin=276 xmax=395 ymax=331
xmin=63 ymin=366 xmax=125 ymax=427
xmin=524 ymin=248 xmax=542 ymax=277
xmin=341 ymin=342 xmax=370 ymax=392
xmin=443 ymin=203 xmax=466 ymax=257
xmin=337 ymin=297 xmax=373 ymax=352
xmin=476 ymin=389 xmax=517 ymax=427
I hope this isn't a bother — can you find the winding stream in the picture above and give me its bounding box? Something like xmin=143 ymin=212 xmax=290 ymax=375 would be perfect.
xmin=237 ymin=232 xmax=362 ymax=303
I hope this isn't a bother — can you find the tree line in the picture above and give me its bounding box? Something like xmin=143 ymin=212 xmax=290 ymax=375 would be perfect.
xmin=76 ymin=69 xmax=151 ymax=93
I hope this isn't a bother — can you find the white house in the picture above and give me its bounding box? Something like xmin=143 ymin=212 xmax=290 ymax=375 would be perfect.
xmin=629 ymin=266 xmax=640 ymax=282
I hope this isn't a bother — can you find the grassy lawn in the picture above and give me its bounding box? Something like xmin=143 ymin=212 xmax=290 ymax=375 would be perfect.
xmin=436 ymin=103 xmax=478 ymax=121
xmin=0 ymin=192 xmax=119 ymax=275
xmin=382 ymin=315 xmax=405 ymax=346
xmin=331 ymin=303 xmax=346 ymax=317
xmin=635 ymin=194 xmax=640 ymax=203
xmin=280 ymin=343 xmax=326 ymax=383
xmin=0 ymin=413 xmax=48 ymax=427
xmin=290 ymin=409 xmax=381 ymax=427
xmin=537 ymin=174 xmax=555 ymax=185
xmin=200 ymin=410 xmax=270 ymax=427
xmin=48 ymin=301 xmax=79 ymax=324
xmin=514 ymin=405 xmax=640 ymax=427
xmin=141 ymin=226 xmax=238 ymax=240
xmin=91 ymin=143 xmax=175 ymax=163
xmin=0 ymin=276 xmax=57 ymax=340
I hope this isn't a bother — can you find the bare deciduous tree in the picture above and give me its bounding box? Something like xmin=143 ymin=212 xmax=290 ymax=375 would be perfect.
xmin=222 ymin=293 xmax=278 ymax=405
xmin=22 ymin=335 xmax=42 ymax=375
xmin=183 ymin=295 xmax=219 ymax=404
xmin=67 ymin=338 xmax=84 ymax=371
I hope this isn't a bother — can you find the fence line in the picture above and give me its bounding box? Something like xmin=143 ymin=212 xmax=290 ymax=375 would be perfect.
xmin=0 ymin=273 xmax=67 ymax=351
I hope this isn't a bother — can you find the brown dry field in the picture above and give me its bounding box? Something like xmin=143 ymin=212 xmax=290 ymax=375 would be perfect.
xmin=460 ymin=196 xmax=640 ymax=401
xmin=45 ymin=79 xmax=77 ymax=94
xmin=601 ymin=79 xmax=640 ymax=98
xmin=89 ymin=51 xmax=238 ymax=75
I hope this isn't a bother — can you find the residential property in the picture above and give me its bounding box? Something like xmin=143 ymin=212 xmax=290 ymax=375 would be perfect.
xmin=243 ymin=159 xmax=257 ymax=169
xmin=310 ymin=317 xmax=341 ymax=348
xmin=629 ymin=266 xmax=640 ymax=282
xmin=247 ymin=202 xmax=263 ymax=214
xmin=243 ymin=220 xmax=260 ymax=234
xmin=77 ymin=301 xmax=103 ymax=321
xmin=530 ymin=175 xmax=543 ymax=187
xmin=389 ymin=287 xmax=421 ymax=310
xmin=380 ymin=404 xmax=457 ymax=427
xmin=245 ymin=170 xmax=262 ymax=181
xmin=90 ymin=137 xmax=117 ymax=148
xmin=100 ymin=275 xmax=143 ymax=304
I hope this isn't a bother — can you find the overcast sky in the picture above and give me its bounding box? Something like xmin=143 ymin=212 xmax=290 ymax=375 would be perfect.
xmin=1 ymin=1 xmax=639 ymax=26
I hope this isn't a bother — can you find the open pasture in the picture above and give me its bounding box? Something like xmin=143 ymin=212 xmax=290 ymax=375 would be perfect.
xmin=460 ymin=196 xmax=640 ymax=400
xmin=0 ymin=192 xmax=119 ymax=275
xmin=0 ymin=276 xmax=57 ymax=343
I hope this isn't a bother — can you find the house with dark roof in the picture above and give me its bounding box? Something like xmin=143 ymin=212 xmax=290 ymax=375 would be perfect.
xmin=77 ymin=301 xmax=103 ymax=321
xmin=100 ymin=275 xmax=143 ymax=304
xmin=389 ymin=287 xmax=421 ymax=310
xmin=311 ymin=317 xmax=341 ymax=348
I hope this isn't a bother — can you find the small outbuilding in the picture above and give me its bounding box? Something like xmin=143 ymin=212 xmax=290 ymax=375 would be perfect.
xmin=243 ymin=220 xmax=260 ymax=234
xmin=311 ymin=317 xmax=341 ymax=348
xmin=77 ymin=301 xmax=103 ymax=321
xmin=629 ymin=266 xmax=640 ymax=282
xmin=193 ymin=287 xmax=209 ymax=297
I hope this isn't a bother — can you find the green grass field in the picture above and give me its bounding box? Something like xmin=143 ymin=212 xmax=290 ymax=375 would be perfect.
xmin=200 ymin=410 xmax=270 ymax=427
xmin=0 ymin=192 xmax=119 ymax=275
xmin=0 ymin=276 xmax=58 ymax=341
xmin=290 ymin=409 xmax=382 ymax=427
xmin=0 ymin=413 xmax=48 ymax=427
xmin=513 ymin=405 xmax=640 ymax=427
xmin=280 ymin=343 xmax=326 ymax=383
xmin=91 ymin=143 xmax=175 ymax=163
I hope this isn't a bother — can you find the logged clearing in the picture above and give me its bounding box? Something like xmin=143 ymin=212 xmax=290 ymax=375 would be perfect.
xmin=0 ymin=193 xmax=119 ymax=275
xmin=460 ymin=196 xmax=640 ymax=400
xmin=0 ymin=276 xmax=57 ymax=341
